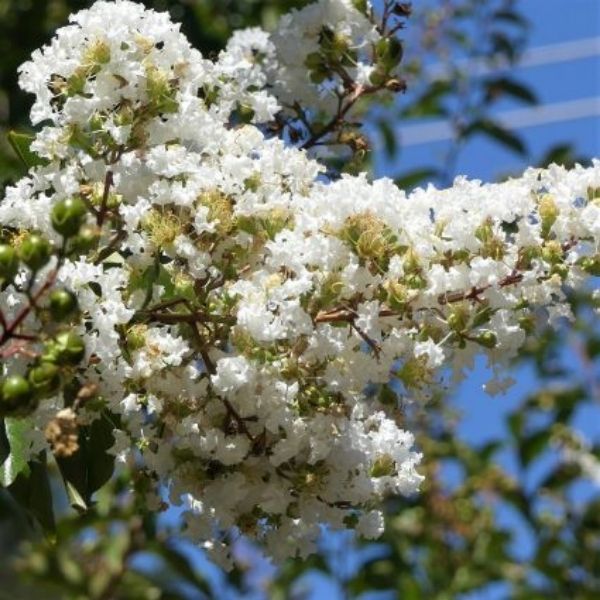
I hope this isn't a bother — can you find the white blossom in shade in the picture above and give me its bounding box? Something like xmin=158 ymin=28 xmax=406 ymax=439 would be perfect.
xmin=560 ymin=432 xmax=600 ymax=488
xmin=357 ymin=510 xmax=385 ymax=539
xmin=211 ymin=357 xmax=257 ymax=394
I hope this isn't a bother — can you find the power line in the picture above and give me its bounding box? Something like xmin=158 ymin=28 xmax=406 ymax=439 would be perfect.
xmin=426 ymin=36 xmax=600 ymax=79
xmin=397 ymin=97 xmax=600 ymax=146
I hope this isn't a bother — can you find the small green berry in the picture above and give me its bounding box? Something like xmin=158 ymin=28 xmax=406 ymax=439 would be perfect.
xmin=42 ymin=331 xmax=86 ymax=366
xmin=18 ymin=233 xmax=51 ymax=271
xmin=0 ymin=244 xmax=19 ymax=283
xmin=28 ymin=363 xmax=61 ymax=398
xmin=476 ymin=331 xmax=498 ymax=349
xmin=48 ymin=289 xmax=79 ymax=321
xmin=51 ymin=197 xmax=87 ymax=237
xmin=0 ymin=375 xmax=36 ymax=416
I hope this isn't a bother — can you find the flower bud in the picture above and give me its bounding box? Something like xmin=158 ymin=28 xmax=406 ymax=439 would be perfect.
xmin=538 ymin=194 xmax=559 ymax=238
xmin=29 ymin=363 xmax=61 ymax=398
xmin=580 ymin=255 xmax=600 ymax=276
xmin=51 ymin=197 xmax=87 ymax=237
xmin=0 ymin=244 xmax=19 ymax=283
xmin=447 ymin=311 xmax=466 ymax=332
xmin=475 ymin=331 xmax=497 ymax=349
xmin=18 ymin=233 xmax=51 ymax=271
xmin=0 ymin=375 xmax=36 ymax=416
xmin=370 ymin=454 xmax=396 ymax=478
xmin=376 ymin=38 xmax=403 ymax=71
xmin=352 ymin=0 xmax=368 ymax=14
xmin=70 ymin=224 xmax=101 ymax=254
xmin=48 ymin=289 xmax=79 ymax=321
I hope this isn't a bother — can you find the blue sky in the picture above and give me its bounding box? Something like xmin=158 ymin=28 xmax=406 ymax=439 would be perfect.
xmin=376 ymin=0 xmax=600 ymax=183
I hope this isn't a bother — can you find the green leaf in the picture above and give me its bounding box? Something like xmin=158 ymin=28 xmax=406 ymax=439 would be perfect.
xmin=378 ymin=119 xmax=396 ymax=157
xmin=87 ymin=414 xmax=117 ymax=494
xmin=490 ymin=32 xmax=519 ymax=62
xmin=463 ymin=119 xmax=527 ymax=156
xmin=56 ymin=412 xmax=116 ymax=510
xmin=7 ymin=131 xmax=45 ymax=169
xmin=492 ymin=9 xmax=529 ymax=30
xmin=8 ymin=453 xmax=55 ymax=532
xmin=536 ymin=143 xmax=586 ymax=169
xmin=401 ymin=80 xmax=452 ymax=118
xmin=0 ymin=419 xmax=9 ymax=466
xmin=484 ymin=77 xmax=537 ymax=105
xmin=157 ymin=542 xmax=212 ymax=595
xmin=519 ymin=429 xmax=550 ymax=467
xmin=0 ymin=417 xmax=32 ymax=487
xmin=507 ymin=411 xmax=524 ymax=439
xmin=394 ymin=168 xmax=439 ymax=190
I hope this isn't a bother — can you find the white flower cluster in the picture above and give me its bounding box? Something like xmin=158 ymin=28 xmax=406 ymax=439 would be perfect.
xmin=1 ymin=0 xmax=599 ymax=566
xmin=269 ymin=0 xmax=382 ymax=113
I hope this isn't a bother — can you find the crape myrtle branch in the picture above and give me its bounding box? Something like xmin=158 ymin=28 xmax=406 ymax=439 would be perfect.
xmin=0 ymin=0 xmax=599 ymax=568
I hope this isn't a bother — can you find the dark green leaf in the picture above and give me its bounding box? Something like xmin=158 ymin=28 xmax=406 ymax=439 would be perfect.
xmin=8 ymin=454 xmax=55 ymax=532
xmin=87 ymin=414 xmax=116 ymax=494
xmin=7 ymin=131 xmax=45 ymax=169
xmin=490 ymin=32 xmax=519 ymax=62
xmin=394 ymin=168 xmax=439 ymax=190
xmin=536 ymin=143 xmax=587 ymax=169
xmin=463 ymin=119 xmax=527 ymax=156
xmin=539 ymin=463 xmax=580 ymax=491
xmin=492 ymin=9 xmax=529 ymax=29
xmin=0 ymin=419 xmax=8 ymax=466
xmin=56 ymin=412 xmax=117 ymax=510
xmin=0 ymin=417 xmax=32 ymax=487
xmin=507 ymin=411 xmax=524 ymax=440
xmin=519 ymin=429 xmax=550 ymax=467
xmin=148 ymin=541 xmax=212 ymax=596
xmin=484 ymin=77 xmax=537 ymax=105
xmin=378 ymin=119 xmax=396 ymax=157
xmin=401 ymin=80 xmax=452 ymax=118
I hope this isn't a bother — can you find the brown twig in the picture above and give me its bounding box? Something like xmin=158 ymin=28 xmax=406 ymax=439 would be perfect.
xmin=96 ymin=169 xmax=114 ymax=227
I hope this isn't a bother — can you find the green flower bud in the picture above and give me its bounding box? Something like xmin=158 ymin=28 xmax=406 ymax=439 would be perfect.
xmin=447 ymin=311 xmax=467 ymax=332
xmin=376 ymin=37 xmax=403 ymax=70
xmin=475 ymin=331 xmax=497 ymax=349
xmin=18 ymin=233 xmax=51 ymax=271
xmin=369 ymin=67 xmax=387 ymax=86
xmin=42 ymin=331 xmax=86 ymax=366
xmin=518 ymin=315 xmax=535 ymax=334
xmin=371 ymin=454 xmax=396 ymax=478
xmin=0 ymin=244 xmax=19 ymax=283
xmin=28 ymin=363 xmax=61 ymax=398
xmin=237 ymin=104 xmax=255 ymax=124
xmin=48 ymin=289 xmax=79 ymax=321
xmin=580 ymin=255 xmax=600 ymax=276
xmin=304 ymin=52 xmax=324 ymax=70
xmin=0 ymin=375 xmax=36 ymax=416
xmin=352 ymin=0 xmax=368 ymax=14
xmin=51 ymin=197 xmax=87 ymax=237
xmin=538 ymin=194 xmax=559 ymax=238
xmin=70 ymin=224 xmax=100 ymax=254
xmin=551 ymin=263 xmax=569 ymax=280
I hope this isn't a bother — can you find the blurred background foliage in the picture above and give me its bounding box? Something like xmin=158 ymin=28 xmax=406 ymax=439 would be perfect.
xmin=1 ymin=0 xmax=598 ymax=598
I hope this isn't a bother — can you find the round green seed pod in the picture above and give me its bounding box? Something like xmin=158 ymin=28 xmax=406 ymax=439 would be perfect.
xmin=0 ymin=375 xmax=37 ymax=416
xmin=18 ymin=233 xmax=51 ymax=271
xmin=51 ymin=197 xmax=87 ymax=237
xmin=48 ymin=289 xmax=79 ymax=321
xmin=42 ymin=331 xmax=86 ymax=366
xmin=28 ymin=363 xmax=61 ymax=398
xmin=0 ymin=244 xmax=19 ymax=283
